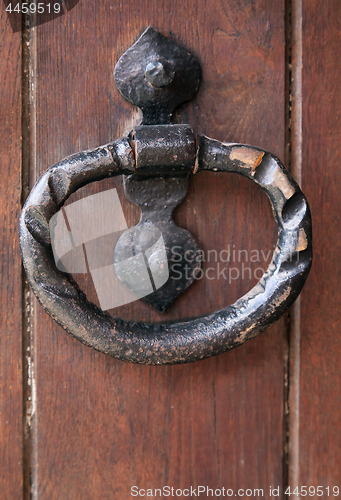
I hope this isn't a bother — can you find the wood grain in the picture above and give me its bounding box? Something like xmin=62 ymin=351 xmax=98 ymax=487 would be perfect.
xmin=0 ymin=8 xmax=23 ymax=499
xmin=29 ymin=0 xmax=287 ymax=497
xmin=290 ymin=0 xmax=341 ymax=487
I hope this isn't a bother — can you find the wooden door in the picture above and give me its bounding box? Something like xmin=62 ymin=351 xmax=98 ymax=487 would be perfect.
xmin=1 ymin=1 xmax=340 ymax=498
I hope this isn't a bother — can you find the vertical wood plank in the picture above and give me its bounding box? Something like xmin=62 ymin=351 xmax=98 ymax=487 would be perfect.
xmin=0 ymin=8 xmax=23 ymax=499
xmin=288 ymin=0 xmax=303 ymax=489
xmin=289 ymin=0 xmax=341 ymax=487
xmin=30 ymin=1 xmax=287 ymax=497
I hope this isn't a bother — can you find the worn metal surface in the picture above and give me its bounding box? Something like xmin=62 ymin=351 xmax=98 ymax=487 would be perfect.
xmin=115 ymin=123 xmax=200 ymax=312
xmin=132 ymin=124 xmax=196 ymax=176
xmin=115 ymin=28 xmax=202 ymax=313
xmin=114 ymin=174 xmax=201 ymax=312
xmin=114 ymin=26 xmax=200 ymax=125
xmin=19 ymin=27 xmax=312 ymax=364
xmin=19 ymin=132 xmax=312 ymax=364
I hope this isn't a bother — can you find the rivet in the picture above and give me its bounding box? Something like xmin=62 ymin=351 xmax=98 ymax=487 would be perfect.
xmin=145 ymin=57 xmax=175 ymax=88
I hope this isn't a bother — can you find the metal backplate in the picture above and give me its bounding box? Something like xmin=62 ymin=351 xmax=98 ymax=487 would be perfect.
xmin=114 ymin=175 xmax=201 ymax=312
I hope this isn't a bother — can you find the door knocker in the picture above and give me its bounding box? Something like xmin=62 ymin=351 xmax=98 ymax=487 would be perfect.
xmin=19 ymin=27 xmax=312 ymax=364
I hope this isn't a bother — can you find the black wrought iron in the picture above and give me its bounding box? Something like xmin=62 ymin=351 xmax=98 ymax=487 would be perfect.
xmin=19 ymin=27 xmax=312 ymax=364
xmin=114 ymin=27 xmax=200 ymax=125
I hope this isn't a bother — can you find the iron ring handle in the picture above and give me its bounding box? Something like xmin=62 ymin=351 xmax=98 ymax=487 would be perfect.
xmin=19 ymin=133 xmax=312 ymax=365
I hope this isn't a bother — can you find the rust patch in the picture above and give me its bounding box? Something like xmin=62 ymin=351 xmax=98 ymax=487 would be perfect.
xmin=273 ymin=169 xmax=296 ymax=199
xmin=230 ymin=147 xmax=264 ymax=169
xmin=297 ymin=228 xmax=308 ymax=251
xmin=273 ymin=287 xmax=291 ymax=307
xmin=238 ymin=324 xmax=256 ymax=342
xmin=251 ymin=151 xmax=265 ymax=173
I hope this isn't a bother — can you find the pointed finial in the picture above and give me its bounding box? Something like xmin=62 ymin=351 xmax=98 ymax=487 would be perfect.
xmin=114 ymin=27 xmax=201 ymax=125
